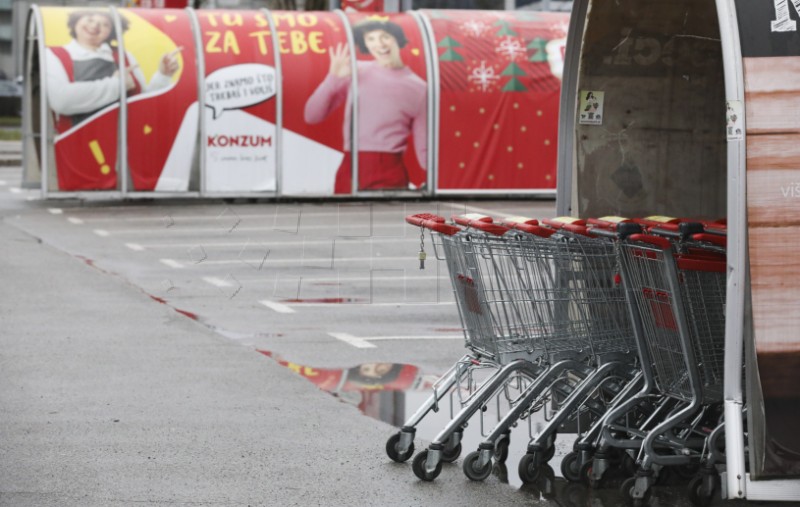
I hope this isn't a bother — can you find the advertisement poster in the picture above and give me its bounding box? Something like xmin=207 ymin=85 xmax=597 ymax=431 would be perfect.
xmin=279 ymin=11 xmax=349 ymax=195
xmin=735 ymin=0 xmax=800 ymax=478
xmin=120 ymin=8 xmax=198 ymax=191
xmin=42 ymin=7 xmax=122 ymax=191
xmin=423 ymin=10 xmax=567 ymax=191
xmin=336 ymin=12 xmax=429 ymax=193
xmin=197 ymin=10 xmax=278 ymax=192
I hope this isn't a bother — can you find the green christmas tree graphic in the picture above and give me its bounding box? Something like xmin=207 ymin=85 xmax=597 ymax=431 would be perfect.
xmin=501 ymin=62 xmax=527 ymax=92
xmin=494 ymin=19 xmax=518 ymax=37
xmin=528 ymin=37 xmax=548 ymax=63
xmin=438 ymin=36 xmax=464 ymax=62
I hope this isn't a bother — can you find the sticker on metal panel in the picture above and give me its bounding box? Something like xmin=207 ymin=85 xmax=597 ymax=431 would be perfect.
xmin=579 ymin=90 xmax=604 ymax=125
xmin=727 ymin=100 xmax=743 ymax=141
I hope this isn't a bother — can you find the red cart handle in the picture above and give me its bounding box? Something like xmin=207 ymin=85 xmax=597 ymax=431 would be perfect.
xmin=676 ymin=255 xmax=726 ymax=273
xmin=691 ymin=233 xmax=727 ymax=248
xmin=628 ymin=234 xmax=672 ymax=250
xmin=405 ymin=213 xmax=461 ymax=236
xmin=452 ymin=214 xmax=509 ymax=236
xmin=588 ymin=216 xmax=631 ymax=230
xmin=501 ymin=216 xmax=539 ymax=227
xmin=542 ymin=216 xmax=588 ymax=229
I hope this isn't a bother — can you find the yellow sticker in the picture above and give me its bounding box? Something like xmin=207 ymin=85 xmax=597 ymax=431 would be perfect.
xmin=644 ymin=215 xmax=676 ymax=223
xmin=598 ymin=216 xmax=628 ymax=223
xmin=551 ymin=216 xmax=580 ymax=224
xmin=504 ymin=216 xmax=536 ymax=225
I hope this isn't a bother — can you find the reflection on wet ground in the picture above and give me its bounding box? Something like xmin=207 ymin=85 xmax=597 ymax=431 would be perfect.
xmin=260 ymin=351 xmax=715 ymax=507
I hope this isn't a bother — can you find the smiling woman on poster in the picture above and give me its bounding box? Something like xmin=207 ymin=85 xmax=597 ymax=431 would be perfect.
xmin=304 ymin=18 xmax=427 ymax=194
xmin=46 ymin=10 xmax=180 ymax=133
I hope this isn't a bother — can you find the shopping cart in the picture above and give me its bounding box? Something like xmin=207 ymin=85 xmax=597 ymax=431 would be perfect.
xmin=386 ymin=213 xmax=545 ymax=476
xmin=583 ymin=220 xmax=728 ymax=490
xmin=612 ymin=233 xmax=727 ymax=506
xmin=426 ymin=215 xmax=641 ymax=484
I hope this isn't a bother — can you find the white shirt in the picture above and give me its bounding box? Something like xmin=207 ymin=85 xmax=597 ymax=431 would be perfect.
xmin=46 ymin=39 xmax=172 ymax=117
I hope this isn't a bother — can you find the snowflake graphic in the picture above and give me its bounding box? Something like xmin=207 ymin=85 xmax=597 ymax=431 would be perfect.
xmin=467 ymin=61 xmax=500 ymax=92
xmin=461 ymin=19 xmax=490 ymax=37
xmin=495 ymin=37 xmax=526 ymax=61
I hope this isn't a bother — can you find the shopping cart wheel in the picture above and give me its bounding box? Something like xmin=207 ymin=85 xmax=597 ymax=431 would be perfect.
xmin=560 ymin=452 xmax=582 ymax=483
xmin=385 ymin=433 xmax=415 ymax=463
xmin=441 ymin=442 xmax=462 ymax=463
xmin=412 ymin=450 xmax=442 ymax=481
xmin=620 ymin=476 xmax=652 ymax=507
xmin=687 ymin=474 xmax=718 ymax=507
xmin=580 ymin=460 xmax=602 ymax=489
xmin=495 ymin=437 xmax=510 ymax=464
xmin=542 ymin=444 xmax=556 ymax=464
xmin=517 ymin=453 xmax=541 ymax=484
xmin=462 ymin=451 xmax=493 ymax=481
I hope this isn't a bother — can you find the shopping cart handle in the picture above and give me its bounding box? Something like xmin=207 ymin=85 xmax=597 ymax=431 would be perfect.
xmin=676 ymin=255 xmax=726 ymax=273
xmin=562 ymin=223 xmax=592 ymax=236
xmin=542 ymin=217 xmax=588 ymax=229
xmin=501 ymin=216 xmax=539 ymax=227
xmin=691 ymin=233 xmax=727 ymax=248
xmin=452 ymin=213 xmax=493 ymax=226
xmin=511 ymin=223 xmax=556 ymax=237
xmin=628 ymin=233 xmax=672 ymax=250
xmin=451 ymin=215 xmax=510 ymax=236
xmin=587 ymin=222 xmax=641 ymax=239
xmin=405 ymin=214 xmax=461 ymax=235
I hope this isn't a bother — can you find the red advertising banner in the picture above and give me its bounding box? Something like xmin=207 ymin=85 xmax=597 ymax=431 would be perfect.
xmin=197 ymin=10 xmax=278 ymax=192
xmin=341 ymin=0 xmax=386 ymax=13
xmin=278 ymin=12 xmax=349 ymax=195
xmin=120 ymin=8 xmax=198 ymax=191
xmin=343 ymin=12 xmax=428 ymax=192
xmin=423 ymin=10 xmax=567 ymax=191
xmin=42 ymin=7 xmax=122 ymax=191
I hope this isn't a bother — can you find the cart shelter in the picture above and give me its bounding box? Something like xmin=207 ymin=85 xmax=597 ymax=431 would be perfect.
xmin=556 ymin=0 xmax=800 ymax=500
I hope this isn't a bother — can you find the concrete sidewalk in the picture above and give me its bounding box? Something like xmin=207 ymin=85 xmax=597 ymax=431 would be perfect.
xmin=0 ymin=217 xmax=531 ymax=506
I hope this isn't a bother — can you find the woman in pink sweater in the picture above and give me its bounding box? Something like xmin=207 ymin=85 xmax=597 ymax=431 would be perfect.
xmin=304 ymin=19 xmax=427 ymax=194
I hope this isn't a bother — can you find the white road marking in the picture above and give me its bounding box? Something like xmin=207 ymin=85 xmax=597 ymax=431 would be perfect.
xmin=259 ymin=300 xmax=296 ymax=314
xmin=125 ymin=243 xmax=145 ymax=251
xmin=9 ymin=187 xmax=21 ymax=194
xmin=291 ymin=301 xmax=454 ymax=307
xmin=118 ymin=237 xmax=419 ymax=250
xmin=48 ymin=208 xmax=63 ymax=215
xmin=197 ymin=256 xmax=412 ymax=266
xmin=328 ymin=332 xmax=377 ymax=349
xmin=67 ymin=217 xmax=84 ymax=225
xmin=0 ymin=179 xmax=6 ymax=186
xmin=203 ymin=276 xmax=234 ymax=288
xmin=160 ymin=259 xmax=184 ymax=269
xmin=329 ymin=332 xmax=463 ymax=348
xmin=94 ymin=229 xmax=110 ymax=237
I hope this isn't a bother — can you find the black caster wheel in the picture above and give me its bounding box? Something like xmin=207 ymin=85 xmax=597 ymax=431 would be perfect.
xmin=560 ymin=451 xmax=582 ymax=482
xmin=385 ymin=433 xmax=414 ymax=463
xmin=495 ymin=436 xmax=510 ymax=464
xmin=620 ymin=476 xmax=652 ymax=507
xmin=580 ymin=460 xmax=603 ymax=488
xmin=441 ymin=442 xmax=462 ymax=463
xmin=462 ymin=451 xmax=493 ymax=481
xmin=518 ymin=453 xmax=541 ymax=484
xmin=687 ymin=474 xmax=718 ymax=507
xmin=412 ymin=450 xmax=442 ymax=481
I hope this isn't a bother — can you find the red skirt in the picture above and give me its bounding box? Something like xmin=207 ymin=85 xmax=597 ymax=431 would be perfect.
xmin=334 ymin=151 xmax=409 ymax=194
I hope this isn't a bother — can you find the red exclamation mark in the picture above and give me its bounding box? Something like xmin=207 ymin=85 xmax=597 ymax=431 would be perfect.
xmin=89 ymin=140 xmax=111 ymax=175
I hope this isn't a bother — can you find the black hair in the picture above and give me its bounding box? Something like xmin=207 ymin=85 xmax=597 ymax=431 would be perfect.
xmin=67 ymin=10 xmax=129 ymax=44
xmin=351 ymin=19 xmax=408 ymax=54
xmin=346 ymin=363 xmax=404 ymax=386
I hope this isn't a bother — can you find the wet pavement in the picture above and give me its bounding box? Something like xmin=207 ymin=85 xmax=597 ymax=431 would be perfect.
xmin=0 ymin=155 xmax=720 ymax=506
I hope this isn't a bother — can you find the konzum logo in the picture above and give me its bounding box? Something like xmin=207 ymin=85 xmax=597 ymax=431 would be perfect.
xmin=207 ymin=135 xmax=273 ymax=147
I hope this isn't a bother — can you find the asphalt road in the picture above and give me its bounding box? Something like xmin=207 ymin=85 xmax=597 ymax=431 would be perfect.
xmin=0 ymin=158 xmax=717 ymax=506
